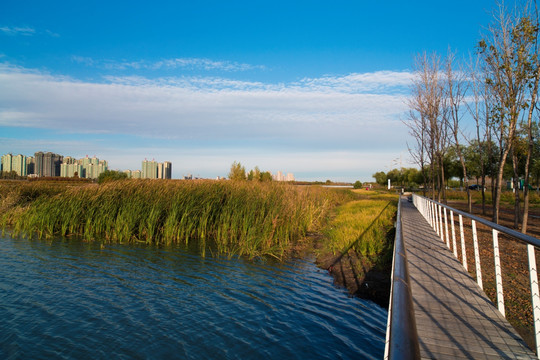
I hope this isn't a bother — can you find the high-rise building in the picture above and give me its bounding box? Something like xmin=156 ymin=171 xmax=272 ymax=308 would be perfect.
xmin=74 ymin=155 xmax=107 ymax=179
xmin=35 ymin=151 xmax=62 ymax=177
xmin=1 ymin=153 xmax=13 ymax=174
xmin=272 ymin=170 xmax=294 ymax=182
xmin=60 ymin=162 xmax=84 ymax=178
xmin=142 ymin=159 xmax=172 ymax=179
xmin=26 ymin=156 xmax=35 ymax=175
xmin=163 ymin=161 xmax=172 ymax=179
xmin=142 ymin=159 xmax=158 ymax=179
xmin=12 ymin=154 xmax=27 ymax=176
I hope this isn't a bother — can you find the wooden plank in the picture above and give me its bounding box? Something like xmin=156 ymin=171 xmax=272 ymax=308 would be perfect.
xmin=401 ymin=198 xmax=536 ymax=359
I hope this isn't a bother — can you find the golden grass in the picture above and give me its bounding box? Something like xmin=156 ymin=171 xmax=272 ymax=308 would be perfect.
xmin=1 ymin=180 xmax=355 ymax=259
xmin=323 ymin=190 xmax=397 ymax=260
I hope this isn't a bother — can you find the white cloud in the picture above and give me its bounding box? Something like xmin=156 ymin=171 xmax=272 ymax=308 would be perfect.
xmin=0 ymin=63 xmax=413 ymax=181
xmin=71 ymin=56 xmax=265 ymax=72
xmin=0 ymin=26 xmax=35 ymax=36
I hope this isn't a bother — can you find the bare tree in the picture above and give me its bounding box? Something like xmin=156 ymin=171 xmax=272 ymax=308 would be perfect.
xmin=405 ymin=85 xmax=429 ymax=196
xmin=467 ymin=53 xmax=494 ymax=215
xmin=522 ymin=3 xmax=540 ymax=233
xmin=408 ymin=52 xmax=446 ymax=201
xmin=478 ymin=1 xmax=537 ymax=224
xmin=444 ymin=49 xmax=471 ymax=211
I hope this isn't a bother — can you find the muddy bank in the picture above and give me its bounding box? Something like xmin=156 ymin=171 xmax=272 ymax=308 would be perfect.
xmin=316 ymin=251 xmax=391 ymax=308
xmin=301 ymin=232 xmax=392 ymax=309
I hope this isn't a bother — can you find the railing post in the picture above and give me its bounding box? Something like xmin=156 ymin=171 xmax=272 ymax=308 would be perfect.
xmin=444 ymin=207 xmax=450 ymax=249
xmin=438 ymin=205 xmax=444 ymax=242
xmin=432 ymin=202 xmax=438 ymax=234
xmin=472 ymin=220 xmax=483 ymax=290
xmin=459 ymin=214 xmax=467 ymax=271
xmin=411 ymin=192 xmax=540 ymax=358
xmin=527 ymin=244 xmax=540 ymax=357
xmin=429 ymin=201 xmax=439 ymax=228
xmin=492 ymin=229 xmax=505 ymax=317
xmin=450 ymin=211 xmax=458 ymax=258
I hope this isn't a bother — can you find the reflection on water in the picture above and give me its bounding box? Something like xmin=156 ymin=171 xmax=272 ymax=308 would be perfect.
xmin=0 ymin=235 xmax=387 ymax=359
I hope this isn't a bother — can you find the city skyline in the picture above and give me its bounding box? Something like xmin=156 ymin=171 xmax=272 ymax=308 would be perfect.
xmin=1 ymin=150 xmax=298 ymax=181
xmin=1 ymin=1 xmax=497 ymax=181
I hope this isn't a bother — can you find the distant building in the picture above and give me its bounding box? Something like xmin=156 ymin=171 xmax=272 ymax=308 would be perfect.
xmin=1 ymin=153 xmax=13 ymax=174
xmin=142 ymin=159 xmax=172 ymax=179
xmin=26 ymin=156 xmax=35 ymax=175
xmin=162 ymin=161 xmax=172 ymax=179
xmin=60 ymin=162 xmax=84 ymax=178
xmin=142 ymin=159 xmax=158 ymax=179
xmin=12 ymin=154 xmax=27 ymax=176
xmin=1 ymin=153 xmax=33 ymax=177
xmin=35 ymin=151 xmax=63 ymax=177
xmin=69 ymin=155 xmax=108 ymax=179
xmin=272 ymin=170 xmax=294 ymax=182
xmin=124 ymin=169 xmax=142 ymax=179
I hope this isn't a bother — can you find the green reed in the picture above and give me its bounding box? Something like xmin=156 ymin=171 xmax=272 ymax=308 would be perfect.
xmin=1 ymin=180 xmax=353 ymax=258
xmin=323 ymin=191 xmax=397 ymax=261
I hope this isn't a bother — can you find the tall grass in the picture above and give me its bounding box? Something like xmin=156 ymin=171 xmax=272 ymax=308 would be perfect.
xmin=323 ymin=191 xmax=397 ymax=262
xmin=1 ymin=180 xmax=354 ymax=258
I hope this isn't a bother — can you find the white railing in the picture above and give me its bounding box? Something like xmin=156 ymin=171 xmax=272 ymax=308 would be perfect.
xmin=413 ymin=193 xmax=540 ymax=357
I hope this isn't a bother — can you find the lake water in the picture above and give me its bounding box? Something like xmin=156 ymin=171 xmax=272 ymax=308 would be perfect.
xmin=0 ymin=235 xmax=387 ymax=359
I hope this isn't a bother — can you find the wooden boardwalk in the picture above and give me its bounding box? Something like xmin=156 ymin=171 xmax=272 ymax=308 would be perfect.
xmin=401 ymin=198 xmax=536 ymax=359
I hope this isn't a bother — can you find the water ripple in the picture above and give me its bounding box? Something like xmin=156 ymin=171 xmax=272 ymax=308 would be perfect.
xmin=0 ymin=236 xmax=387 ymax=359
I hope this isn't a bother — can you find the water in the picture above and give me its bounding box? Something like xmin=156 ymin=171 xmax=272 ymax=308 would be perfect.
xmin=0 ymin=235 xmax=387 ymax=359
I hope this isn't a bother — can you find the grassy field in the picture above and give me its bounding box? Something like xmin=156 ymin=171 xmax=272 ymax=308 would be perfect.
xmin=322 ymin=190 xmax=397 ymax=260
xmin=314 ymin=189 xmax=398 ymax=305
xmin=0 ymin=179 xmax=358 ymax=259
xmin=445 ymin=189 xmax=540 ymax=207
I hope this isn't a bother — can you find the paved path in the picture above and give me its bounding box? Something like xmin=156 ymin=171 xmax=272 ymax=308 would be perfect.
xmin=401 ymin=198 xmax=536 ymax=359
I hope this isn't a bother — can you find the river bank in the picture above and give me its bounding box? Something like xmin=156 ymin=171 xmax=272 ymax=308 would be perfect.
xmin=1 ymin=180 xmax=396 ymax=307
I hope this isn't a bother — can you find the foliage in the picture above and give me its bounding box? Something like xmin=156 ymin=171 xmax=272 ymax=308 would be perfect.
xmin=0 ymin=171 xmax=23 ymax=180
xmin=97 ymin=170 xmax=128 ymax=184
xmin=372 ymin=171 xmax=387 ymax=186
xmin=228 ymin=161 xmax=246 ymax=181
xmin=353 ymin=180 xmax=362 ymax=189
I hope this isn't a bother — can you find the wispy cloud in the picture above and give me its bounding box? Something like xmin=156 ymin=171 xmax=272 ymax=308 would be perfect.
xmin=71 ymin=56 xmax=265 ymax=72
xmin=45 ymin=29 xmax=60 ymax=38
xmin=0 ymin=63 xmax=412 ymax=180
xmin=0 ymin=26 xmax=35 ymax=36
xmin=0 ymin=26 xmax=59 ymax=37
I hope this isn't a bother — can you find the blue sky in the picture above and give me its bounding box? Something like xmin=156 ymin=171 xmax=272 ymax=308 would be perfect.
xmin=0 ymin=0 xmax=495 ymax=181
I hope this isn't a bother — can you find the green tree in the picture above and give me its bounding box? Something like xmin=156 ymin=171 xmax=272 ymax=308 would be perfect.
xmin=372 ymin=171 xmax=387 ymax=186
xmin=228 ymin=161 xmax=246 ymax=181
xmin=478 ymin=4 xmax=538 ymax=223
xmin=353 ymin=180 xmax=362 ymax=189
xmin=247 ymin=166 xmax=262 ymax=181
xmin=260 ymin=171 xmax=273 ymax=182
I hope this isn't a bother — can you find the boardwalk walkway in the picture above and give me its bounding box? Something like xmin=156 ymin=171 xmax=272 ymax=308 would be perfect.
xmin=401 ymin=197 xmax=536 ymax=359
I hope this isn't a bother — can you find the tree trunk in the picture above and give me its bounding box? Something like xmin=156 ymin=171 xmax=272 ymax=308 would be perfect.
xmin=522 ymin=58 xmax=539 ymax=233
xmin=493 ymin=145 xmax=512 ymax=224
xmin=511 ymin=148 xmax=521 ymax=229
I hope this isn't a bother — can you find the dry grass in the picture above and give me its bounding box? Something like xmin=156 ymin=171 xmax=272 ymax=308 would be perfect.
xmin=1 ymin=180 xmax=354 ymax=259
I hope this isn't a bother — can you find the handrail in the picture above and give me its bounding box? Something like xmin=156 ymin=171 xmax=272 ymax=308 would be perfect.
xmin=416 ymin=195 xmax=540 ymax=248
xmin=384 ymin=197 xmax=421 ymax=360
xmin=412 ymin=193 xmax=540 ymax=357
